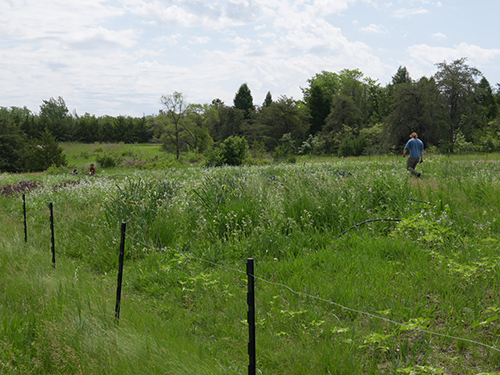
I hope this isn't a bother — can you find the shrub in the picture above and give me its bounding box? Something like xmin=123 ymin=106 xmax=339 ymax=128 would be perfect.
xmin=338 ymin=135 xmax=367 ymax=157
xmin=220 ymin=136 xmax=248 ymax=166
xmin=273 ymin=133 xmax=296 ymax=162
xmin=96 ymin=153 xmax=121 ymax=168
xmin=204 ymin=136 xmax=248 ymax=167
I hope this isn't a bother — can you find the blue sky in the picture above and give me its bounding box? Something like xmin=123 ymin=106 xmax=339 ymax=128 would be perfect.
xmin=1 ymin=0 xmax=499 ymax=117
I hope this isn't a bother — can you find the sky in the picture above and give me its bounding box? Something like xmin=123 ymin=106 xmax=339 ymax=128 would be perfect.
xmin=1 ymin=0 xmax=500 ymax=117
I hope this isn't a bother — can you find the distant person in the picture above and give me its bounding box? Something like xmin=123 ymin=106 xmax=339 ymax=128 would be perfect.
xmin=403 ymin=132 xmax=424 ymax=177
xmin=89 ymin=164 xmax=96 ymax=175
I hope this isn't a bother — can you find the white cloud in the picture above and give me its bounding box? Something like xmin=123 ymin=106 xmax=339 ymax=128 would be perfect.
xmin=189 ymin=36 xmax=211 ymax=45
xmin=432 ymin=32 xmax=447 ymax=40
xmin=392 ymin=7 xmax=429 ymax=18
xmin=0 ymin=0 xmax=124 ymax=40
xmin=409 ymin=43 xmax=500 ymax=65
xmin=154 ymin=33 xmax=183 ymax=46
xmin=68 ymin=27 xmax=140 ymax=50
xmin=360 ymin=24 xmax=387 ymax=34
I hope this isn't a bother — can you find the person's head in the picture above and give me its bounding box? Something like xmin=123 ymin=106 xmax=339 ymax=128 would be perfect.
xmin=410 ymin=132 xmax=418 ymax=139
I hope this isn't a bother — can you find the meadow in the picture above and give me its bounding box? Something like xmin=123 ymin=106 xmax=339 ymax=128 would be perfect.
xmin=2 ymin=150 xmax=500 ymax=374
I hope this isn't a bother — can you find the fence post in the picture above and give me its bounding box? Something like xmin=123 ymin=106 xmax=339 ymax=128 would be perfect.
xmin=247 ymin=258 xmax=256 ymax=375
xmin=23 ymin=194 xmax=27 ymax=243
xmin=49 ymin=202 xmax=55 ymax=267
xmin=115 ymin=222 xmax=127 ymax=322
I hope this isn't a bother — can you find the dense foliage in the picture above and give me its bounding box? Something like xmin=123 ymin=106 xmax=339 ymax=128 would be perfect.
xmin=2 ymin=57 xmax=500 ymax=172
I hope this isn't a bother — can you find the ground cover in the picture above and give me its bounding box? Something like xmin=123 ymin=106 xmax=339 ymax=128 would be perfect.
xmin=1 ymin=155 xmax=500 ymax=374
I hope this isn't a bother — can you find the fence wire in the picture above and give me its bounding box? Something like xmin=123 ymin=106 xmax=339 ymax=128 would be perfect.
xmin=19 ymin=196 xmax=500 ymax=355
xmin=126 ymin=232 xmax=500 ymax=354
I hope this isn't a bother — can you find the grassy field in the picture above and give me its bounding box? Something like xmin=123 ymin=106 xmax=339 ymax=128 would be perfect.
xmin=2 ymin=150 xmax=500 ymax=374
xmin=60 ymin=142 xmax=205 ymax=174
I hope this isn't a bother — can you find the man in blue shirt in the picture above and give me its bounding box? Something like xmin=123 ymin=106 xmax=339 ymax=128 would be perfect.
xmin=403 ymin=132 xmax=424 ymax=177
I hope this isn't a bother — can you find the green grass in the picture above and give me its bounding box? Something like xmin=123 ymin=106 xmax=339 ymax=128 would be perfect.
xmin=2 ymin=153 xmax=500 ymax=374
xmin=60 ymin=142 xmax=204 ymax=174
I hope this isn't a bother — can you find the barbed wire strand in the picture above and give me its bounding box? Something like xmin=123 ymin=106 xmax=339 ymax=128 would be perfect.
xmin=335 ymin=218 xmax=402 ymax=239
xmin=126 ymin=233 xmax=500 ymax=354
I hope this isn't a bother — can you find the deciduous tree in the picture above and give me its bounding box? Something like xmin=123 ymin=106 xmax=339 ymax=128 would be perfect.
xmin=385 ymin=77 xmax=448 ymax=149
xmin=434 ymin=58 xmax=482 ymax=151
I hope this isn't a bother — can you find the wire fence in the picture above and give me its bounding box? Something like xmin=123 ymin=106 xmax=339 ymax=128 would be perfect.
xmin=12 ymin=195 xmax=500 ymax=373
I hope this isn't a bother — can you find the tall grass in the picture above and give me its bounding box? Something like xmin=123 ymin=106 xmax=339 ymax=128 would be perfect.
xmin=2 ymin=155 xmax=500 ymax=374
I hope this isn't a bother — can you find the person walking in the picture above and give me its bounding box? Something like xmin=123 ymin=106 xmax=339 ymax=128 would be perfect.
xmin=403 ymin=132 xmax=424 ymax=177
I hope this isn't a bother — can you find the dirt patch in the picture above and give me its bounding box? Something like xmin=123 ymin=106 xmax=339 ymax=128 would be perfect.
xmin=0 ymin=180 xmax=41 ymax=197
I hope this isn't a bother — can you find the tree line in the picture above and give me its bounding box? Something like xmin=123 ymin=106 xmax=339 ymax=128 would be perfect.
xmin=2 ymin=57 xmax=500 ymax=172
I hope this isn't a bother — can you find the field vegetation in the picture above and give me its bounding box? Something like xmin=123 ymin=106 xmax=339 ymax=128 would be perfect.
xmin=2 ymin=152 xmax=500 ymax=374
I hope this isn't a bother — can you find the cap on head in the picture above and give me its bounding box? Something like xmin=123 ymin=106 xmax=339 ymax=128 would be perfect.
xmin=410 ymin=132 xmax=418 ymax=138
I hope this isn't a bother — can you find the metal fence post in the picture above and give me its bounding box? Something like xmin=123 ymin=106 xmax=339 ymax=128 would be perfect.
xmin=247 ymin=258 xmax=256 ymax=375
xmin=115 ymin=222 xmax=127 ymax=322
xmin=49 ymin=202 xmax=55 ymax=267
xmin=23 ymin=194 xmax=27 ymax=243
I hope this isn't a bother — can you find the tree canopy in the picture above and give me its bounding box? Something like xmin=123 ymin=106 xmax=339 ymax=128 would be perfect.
xmin=2 ymin=56 xmax=500 ymax=172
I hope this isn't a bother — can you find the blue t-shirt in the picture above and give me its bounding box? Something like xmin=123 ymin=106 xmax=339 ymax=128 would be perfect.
xmin=405 ymin=138 xmax=424 ymax=158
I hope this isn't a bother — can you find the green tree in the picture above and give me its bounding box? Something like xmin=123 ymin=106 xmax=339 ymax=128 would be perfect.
xmin=182 ymin=104 xmax=213 ymax=153
xmin=434 ymin=58 xmax=482 ymax=151
xmin=156 ymin=92 xmax=189 ymax=160
xmin=39 ymin=96 xmax=72 ymax=141
xmin=391 ymin=66 xmax=412 ymax=85
xmin=263 ymin=91 xmax=273 ymax=107
xmin=385 ymin=77 xmax=448 ymax=149
xmin=233 ymin=83 xmax=254 ymax=119
xmin=0 ymin=107 xmax=28 ymax=172
xmin=302 ymin=71 xmax=340 ymax=134
xmin=318 ymin=94 xmax=364 ymax=154
xmin=75 ymin=113 xmax=100 ymax=142
xmin=477 ymin=77 xmax=498 ymax=123
xmin=206 ymin=99 xmax=245 ymax=142
xmin=251 ymin=96 xmax=310 ymax=151
xmin=24 ymin=131 xmax=67 ymax=172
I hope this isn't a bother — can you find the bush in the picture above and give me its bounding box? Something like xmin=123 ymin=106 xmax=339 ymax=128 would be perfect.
xmin=221 ymin=136 xmax=248 ymax=166
xmin=96 ymin=153 xmax=121 ymax=168
xmin=204 ymin=136 xmax=248 ymax=167
xmin=273 ymin=133 xmax=296 ymax=162
xmin=338 ymin=135 xmax=367 ymax=157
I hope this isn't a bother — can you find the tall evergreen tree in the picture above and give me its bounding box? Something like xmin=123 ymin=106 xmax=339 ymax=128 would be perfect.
xmin=263 ymin=91 xmax=273 ymax=107
xmin=392 ymin=66 xmax=412 ymax=85
xmin=477 ymin=77 xmax=498 ymax=122
xmin=233 ymin=83 xmax=254 ymax=119
xmin=39 ymin=96 xmax=71 ymax=141
xmin=24 ymin=130 xmax=67 ymax=172
xmin=0 ymin=108 xmax=28 ymax=172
